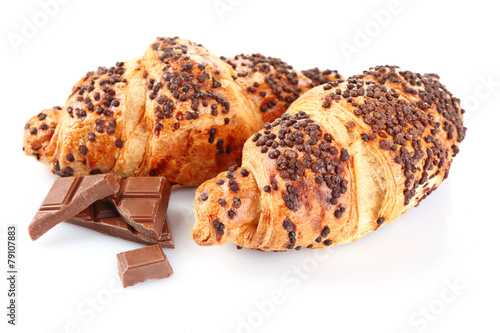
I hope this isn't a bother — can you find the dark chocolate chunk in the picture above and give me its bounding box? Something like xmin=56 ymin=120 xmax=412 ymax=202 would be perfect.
xmin=67 ymin=199 xmax=174 ymax=248
xmin=117 ymin=244 xmax=173 ymax=288
xmin=109 ymin=177 xmax=171 ymax=240
xmin=28 ymin=175 xmax=120 ymax=240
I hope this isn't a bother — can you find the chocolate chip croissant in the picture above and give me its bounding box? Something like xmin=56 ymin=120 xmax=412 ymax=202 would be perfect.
xmin=22 ymin=37 xmax=341 ymax=186
xmin=192 ymin=66 xmax=466 ymax=251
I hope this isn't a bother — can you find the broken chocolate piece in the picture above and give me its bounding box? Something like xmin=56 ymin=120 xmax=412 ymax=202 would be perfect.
xmin=28 ymin=174 xmax=120 ymax=240
xmin=67 ymin=199 xmax=174 ymax=248
xmin=109 ymin=177 xmax=171 ymax=240
xmin=117 ymin=244 xmax=173 ymax=288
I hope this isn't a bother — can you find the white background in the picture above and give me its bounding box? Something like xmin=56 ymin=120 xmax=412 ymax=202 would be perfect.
xmin=1 ymin=0 xmax=499 ymax=332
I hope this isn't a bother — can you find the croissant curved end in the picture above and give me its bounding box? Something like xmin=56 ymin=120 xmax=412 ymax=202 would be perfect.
xmin=192 ymin=167 xmax=262 ymax=248
xmin=22 ymin=107 xmax=61 ymax=164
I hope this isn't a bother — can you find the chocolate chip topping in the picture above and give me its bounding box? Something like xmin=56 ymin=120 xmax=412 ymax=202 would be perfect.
xmin=321 ymin=226 xmax=330 ymax=238
xmin=227 ymin=209 xmax=236 ymax=218
xmin=79 ymin=145 xmax=88 ymax=155
xmin=233 ymin=197 xmax=241 ymax=209
xmin=213 ymin=219 xmax=225 ymax=241
xmin=321 ymin=66 xmax=466 ymax=205
xmin=147 ymin=37 xmax=232 ymax=138
xmin=255 ymin=112 xmax=349 ymax=211
xmin=376 ymin=217 xmax=385 ymax=226
xmin=50 ymin=61 xmax=129 ymax=177
xmin=301 ymin=68 xmax=342 ymax=87
xmin=323 ymin=239 xmax=333 ymax=246
xmin=222 ymin=53 xmax=307 ymax=115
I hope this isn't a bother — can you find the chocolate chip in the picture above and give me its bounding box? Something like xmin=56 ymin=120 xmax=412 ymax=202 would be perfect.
xmin=62 ymin=166 xmax=73 ymax=177
xmin=334 ymin=206 xmax=345 ymax=218
xmin=233 ymin=197 xmax=242 ymax=208
xmin=321 ymin=226 xmax=330 ymax=238
xmin=340 ymin=149 xmax=350 ymax=162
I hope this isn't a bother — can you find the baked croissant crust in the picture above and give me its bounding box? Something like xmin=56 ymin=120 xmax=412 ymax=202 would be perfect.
xmin=22 ymin=37 xmax=341 ymax=186
xmin=192 ymin=66 xmax=466 ymax=251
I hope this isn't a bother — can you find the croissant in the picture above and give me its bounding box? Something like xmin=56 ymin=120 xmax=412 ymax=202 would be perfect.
xmin=191 ymin=66 xmax=466 ymax=251
xmin=22 ymin=37 xmax=341 ymax=186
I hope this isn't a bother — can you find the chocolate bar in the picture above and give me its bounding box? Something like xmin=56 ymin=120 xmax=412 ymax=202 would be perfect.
xmin=117 ymin=244 xmax=173 ymax=288
xmin=109 ymin=177 xmax=171 ymax=239
xmin=67 ymin=200 xmax=174 ymax=248
xmin=28 ymin=174 xmax=120 ymax=240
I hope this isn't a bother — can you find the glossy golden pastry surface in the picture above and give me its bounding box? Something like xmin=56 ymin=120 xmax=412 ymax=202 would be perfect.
xmin=22 ymin=37 xmax=341 ymax=186
xmin=192 ymin=66 xmax=466 ymax=251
